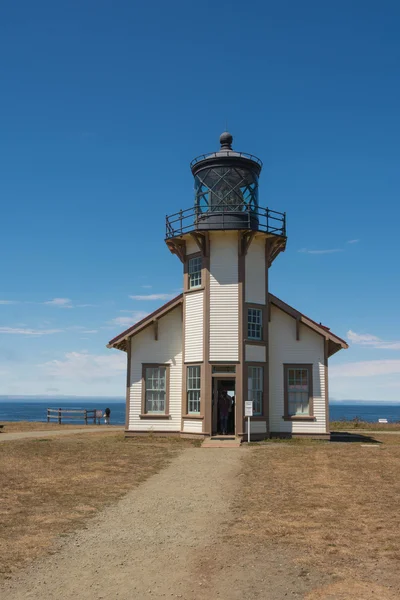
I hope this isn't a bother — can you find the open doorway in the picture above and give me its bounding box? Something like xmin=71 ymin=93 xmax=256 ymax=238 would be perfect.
xmin=212 ymin=378 xmax=235 ymax=436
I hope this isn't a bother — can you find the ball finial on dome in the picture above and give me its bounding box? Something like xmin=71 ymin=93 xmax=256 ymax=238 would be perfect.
xmin=219 ymin=131 xmax=233 ymax=150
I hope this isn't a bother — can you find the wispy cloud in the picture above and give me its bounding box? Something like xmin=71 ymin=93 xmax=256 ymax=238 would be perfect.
xmin=41 ymin=351 xmax=126 ymax=381
xmin=110 ymin=311 xmax=149 ymax=327
xmin=347 ymin=239 xmax=360 ymax=244
xmin=347 ymin=330 xmax=400 ymax=350
xmin=129 ymin=293 xmax=175 ymax=301
xmin=0 ymin=300 xmax=19 ymax=305
xmin=331 ymin=360 xmax=400 ymax=378
xmin=0 ymin=327 xmax=63 ymax=336
xmin=298 ymin=248 xmax=344 ymax=255
xmin=44 ymin=298 xmax=72 ymax=308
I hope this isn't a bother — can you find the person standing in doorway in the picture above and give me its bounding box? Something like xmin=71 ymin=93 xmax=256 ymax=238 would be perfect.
xmin=219 ymin=391 xmax=231 ymax=435
xmin=103 ymin=407 xmax=111 ymax=425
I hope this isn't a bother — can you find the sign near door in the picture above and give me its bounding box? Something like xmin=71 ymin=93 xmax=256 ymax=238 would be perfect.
xmin=245 ymin=401 xmax=253 ymax=417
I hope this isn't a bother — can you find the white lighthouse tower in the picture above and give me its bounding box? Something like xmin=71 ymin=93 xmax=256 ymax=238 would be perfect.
xmin=108 ymin=132 xmax=347 ymax=441
xmin=165 ymin=132 xmax=286 ymax=438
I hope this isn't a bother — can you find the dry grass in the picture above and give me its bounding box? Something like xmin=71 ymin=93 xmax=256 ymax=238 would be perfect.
xmin=331 ymin=420 xmax=400 ymax=431
xmin=0 ymin=421 xmax=119 ymax=433
xmin=231 ymin=435 xmax=400 ymax=596
xmin=0 ymin=433 xmax=196 ymax=580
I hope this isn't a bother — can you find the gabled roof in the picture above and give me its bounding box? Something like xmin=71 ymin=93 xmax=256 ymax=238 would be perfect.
xmin=269 ymin=294 xmax=348 ymax=356
xmin=107 ymin=292 xmax=348 ymax=357
xmin=107 ymin=294 xmax=183 ymax=352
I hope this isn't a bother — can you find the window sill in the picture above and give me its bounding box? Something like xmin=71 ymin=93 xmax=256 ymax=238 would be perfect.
xmin=185 ymin=286 xmax=205 ymax=294
xmin=183 ymin=414 xmax=204 ymax=420
xmin=139 ymin=414 xmax=171 ymax=420
xmin=245 ymin=339 xmax=265 ymax=346
xmin=282 ymin=416 xmax=315 ymax=421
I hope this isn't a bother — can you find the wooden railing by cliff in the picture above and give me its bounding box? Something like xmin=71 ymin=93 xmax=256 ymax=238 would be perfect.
xmin=46 ymin=408 xmax=99 ymax=425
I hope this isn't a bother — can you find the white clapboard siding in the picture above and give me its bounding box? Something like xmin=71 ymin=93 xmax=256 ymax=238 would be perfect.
xmin=184 ymin=291 xmax=203 ymax=362
xmin=269 ymin=305 xmax=326 ymax=434
xmin=128 ymin=306 xmax=182 ymax=432
xmin=182 ymin=419 xmax=203 ymax=434
xmin=244 ymin=420 xmax=267 ymax=434
xmin=245 ymin=235 xmax=266 ymax=304
xmin=209 ymin=232 xmax=239 ymax=361
xmin=245 ymin=344 xmax=266 ymax=362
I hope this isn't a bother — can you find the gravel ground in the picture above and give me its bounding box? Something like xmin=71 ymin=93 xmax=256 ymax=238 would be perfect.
xmin=0 ymin=446 xmax=354 ymax=600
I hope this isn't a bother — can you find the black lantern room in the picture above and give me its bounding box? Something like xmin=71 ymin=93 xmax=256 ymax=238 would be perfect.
xmin=165 ymin=132 xmax=286 ymax=242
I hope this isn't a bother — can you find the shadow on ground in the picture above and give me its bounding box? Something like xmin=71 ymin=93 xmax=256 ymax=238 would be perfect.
xmin=330 ymin=431 xmax=381 ymax=443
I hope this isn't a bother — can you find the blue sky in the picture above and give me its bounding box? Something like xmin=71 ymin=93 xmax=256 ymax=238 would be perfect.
xmin=0 ymin=1 xmax=399 ymax=400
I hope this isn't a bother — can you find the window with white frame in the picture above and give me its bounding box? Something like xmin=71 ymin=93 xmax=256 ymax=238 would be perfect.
xmin=285 ymin=366 xmax=311 ymax=416
xmin=188 ymin=256 xmax=202 ymax=289
xmin=248 ymin=366 xmax=263 ymax=416
xmin=247 ymin=308 xmax=262 ymax=340
xmin=187 ymin=365 xmax=201 ymax=414
xmin=144 ymin=366 xmax=167 ymax=413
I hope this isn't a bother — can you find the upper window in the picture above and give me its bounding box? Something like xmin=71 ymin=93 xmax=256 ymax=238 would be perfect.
xmin=285 ymin=365 xmax=312 ymax=417
xmin=248 ymin=308 xmax=262 ymax=340
xmin=144 ymin=366 xmax=167 ymax=414
xmin=248 ymin=366 xmax=263 ymax=416
xmin=188 ymin=256 xmax=202 ymax=289
xmin=187 ymin=365 xmax=201 ymax=414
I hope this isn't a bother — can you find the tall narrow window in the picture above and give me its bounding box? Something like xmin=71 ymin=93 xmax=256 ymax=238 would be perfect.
xmin=284 ymin=365 xmax=312 ymax=417
xmin=248 ymin=366 xmax=263 ymax=416
xmin=188 ymin=256 xmax=202 ymax=289
xmin=248 ymin=308 xmax=262 ymax=340
xmin=144 ymin=366 xmax=167 ymax=414
xmin=187 ymin=365 xmax=201 ymax=414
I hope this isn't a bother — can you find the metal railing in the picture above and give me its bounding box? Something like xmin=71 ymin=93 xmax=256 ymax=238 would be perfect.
xmin=190 ymin=150 xmax=263 ymax=169
xmin=165 ymin=204 xmax=286 ymax=239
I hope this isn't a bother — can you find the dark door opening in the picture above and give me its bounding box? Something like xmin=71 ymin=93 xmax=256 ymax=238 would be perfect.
xmin=212 ymin=378 xmax=235 ymax=436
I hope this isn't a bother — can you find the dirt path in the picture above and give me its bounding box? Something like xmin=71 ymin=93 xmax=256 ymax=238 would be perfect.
xmin=0 ymin=447 xmax=331 ymax=599
xmin=0 ymin=427 xmax=124 ymax=442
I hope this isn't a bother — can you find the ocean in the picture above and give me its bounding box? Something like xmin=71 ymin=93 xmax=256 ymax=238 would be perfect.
xmin=0 ymin=400 xmax=126 ymax=425
xmin=1 ymin=400 xmax=400 ymax=424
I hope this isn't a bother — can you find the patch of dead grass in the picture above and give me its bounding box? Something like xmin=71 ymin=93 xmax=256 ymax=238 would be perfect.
xmin=231 ymin=436 xmax=400 ymax=597
xmin=0 ymin=434 xmax=195 ymax=580
xmin=331 ymin=420 xmax=400 ymax=431
xmin=0 ymin=421 xmax=121 ymax=433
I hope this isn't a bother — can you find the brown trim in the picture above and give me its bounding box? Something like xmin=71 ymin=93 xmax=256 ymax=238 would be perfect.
xmin=245 ymin=362 xmax=267 ymax=417
xmin=125 ymin=430 xmax=180 ymax=438
xmin=184 ymin=363 xmax=202 ymax=418
xmin=269 ymin=294 xmax=348 ymax=354
xmin=184 ymin=286 xmax=205 ymax=295
xmin=203 ymin=233 xmax=211 ymax=436
xmin=183 ymin=251 xmax=203 ymax=293
xmin=211 ymin=372 xmax=237 ymax=378
xmin=182 ymin=414 xmax=204 ymax=420
xmin=108 ymin=294 xmax=183 ymax=350
xmin=153 ymin=319 xmax=158 ymax=341
xmin=283 ymin=363 xmax=314 ymax=419
xmin=181 ymin=296 xmax=187 ymax=431
xmin=125 ymin=338 xmax=131 ymax=429
xmin=139 ymin=414 xmax=171 ymax=419
xmin=296 ymin=318 xmax=300 ymax=341
xmin=282 ymin=416 xmax=316 ymax=421
xmin=237 ymin=231 xmax=245 ymax=437
xmin=324 ymin=338 xmax=330 ymax=434
xmin=264 ymin=237 xmax=271 ymax=435
xmin=246 ymin=302 xmax=266 ymax=343
xmin=141 ymin=363 xmax=170 ymax=416
xmin=166 ymin=238 xmax=186 ymax=263
xmin=244 ymin=339 xmax=266 ymax=347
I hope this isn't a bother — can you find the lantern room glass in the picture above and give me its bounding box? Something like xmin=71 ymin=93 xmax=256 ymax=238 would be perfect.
xmin=194 ymin=166 xmax=259 ymax=214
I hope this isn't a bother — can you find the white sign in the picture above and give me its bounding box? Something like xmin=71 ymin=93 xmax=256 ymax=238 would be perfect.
xmin=245 ymin=401 xmax=253 ymax=417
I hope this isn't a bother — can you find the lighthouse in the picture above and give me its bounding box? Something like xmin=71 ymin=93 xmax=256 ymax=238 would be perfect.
xmin=108 ymin=133 xmax=347 ymax=440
